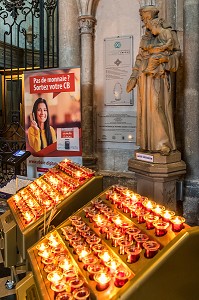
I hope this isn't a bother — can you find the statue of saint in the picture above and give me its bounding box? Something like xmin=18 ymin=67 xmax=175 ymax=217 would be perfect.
xmin=126 ymin=6 xmax=181 ymax=155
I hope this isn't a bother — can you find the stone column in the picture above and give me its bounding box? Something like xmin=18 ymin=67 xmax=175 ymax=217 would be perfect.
xmin=59 ymin=0 xmax=80 ymax=67
xmin=78 ymin=15 xmax=97 ymax=166
xmin=183 ymin=0 xmax=199 ymax=224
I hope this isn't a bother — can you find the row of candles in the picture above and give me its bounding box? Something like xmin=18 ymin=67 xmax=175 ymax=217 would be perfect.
xmin=43 ymin=168 xmax=79 ymax=193
xmin=36 ymin=232 xmax=90 ymax=300
xmin=10 ymin=159 xmax=93 ymax=227
xmin=105 ymin=185 xmax=185 ymax=233
xmin=62 ymin=216 xmax=134 ymax=290
xmin=58 ymin=159 xmax=95 ymax=181
xmin=81 ymin=205 xmax=160 ymax=261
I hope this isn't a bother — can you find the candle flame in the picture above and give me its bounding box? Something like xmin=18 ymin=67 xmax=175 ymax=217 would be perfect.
xmin=98 ymin=272 xmax=109 ymax=284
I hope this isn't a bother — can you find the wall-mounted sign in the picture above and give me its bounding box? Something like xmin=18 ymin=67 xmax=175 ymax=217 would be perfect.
xmin=104 ymin=35 xmax=134 ymax=106
xmin=97 ymin=111 xmax=136 ymax=143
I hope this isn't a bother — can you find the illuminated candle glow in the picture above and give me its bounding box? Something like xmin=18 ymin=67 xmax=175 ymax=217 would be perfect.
xmin=94 ymin=272 xmax=111 ymax=291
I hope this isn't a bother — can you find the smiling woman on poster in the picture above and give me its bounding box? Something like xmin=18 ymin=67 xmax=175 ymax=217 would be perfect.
xmin=28 ymin=98 xmax=56 ymax=152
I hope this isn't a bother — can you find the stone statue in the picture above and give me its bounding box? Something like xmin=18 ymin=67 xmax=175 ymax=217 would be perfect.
xmin=126 ymin=6 xmax=181 ymax=156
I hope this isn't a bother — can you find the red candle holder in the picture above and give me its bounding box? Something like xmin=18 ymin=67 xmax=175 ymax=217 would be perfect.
xmin=94 ymin=272 xmax=111 ymax=291
xmin=122 ymin=199 xmax=131 ymax=213
xmin=118 ymin=238 xmax=133 ymax=255
xmin=112 ymin=215 xmax=123 ymax=228
xmin=109 ymin=193 xmax=120 ymax=205
xmin=68 ymin=276 xmax=84 ymax=292
xmin=144 ymin=214 xmax=159 ymax=230
xmin=68 ymin=235 xmax=82 ymax=247
xmin=44 ymin=263 xmax=59 ymax=273
xmin=81 ymin=230 xmax=95 ymax=239
xmin=134 ymin=233 xmax=149 ymax=248
xmin=51 ymin=279 xmax=67 ymax=293
xmin=98 ymin=249 xmax=112 ymax=263
xmin=83 ymin=206 xmax=95 ymax=218
xmin=87 ymin=263 xmax=105 ymax=280
xmin=161 ymin=210 xmax=175 ymax=222
xmin=73 ymin=287 xmax=90 ymax=300
xmin=104 ymin=258 xmax=121 ymax=274
xmin=142 ymin=200 xmax=156 ymax=212
xmin=114 ymin=267 xmax=131 ymax=288
xmin=86 ymin=236 xmax=101 ymax=248
xmin=82 ymin=254 xmax=98 ymax=270
xmin=152 ymin=205 xmax=165 ymax=216
xmin=126 ymin=227 xmax=141 ymax=241
xmin=119 ymin=222 xmax=131 ymax=234
xmin=36 ymin=242 xmax=49 ymax=252
xmin=71 ymin=241 xmax=87 ymax=254
xmin=170 ymin=216 xmax=185 ymax=232
xmin=78 ymin=224 xmax=90 ymax=237
xmin=47 ymin=270 xmax=63 ymax=283
xmin=55 ymin=292 xmax=73 ymax=300
xmin=104 ymin=226 xmax=115 ymax=240
xmin=76 ymin=246 xmax=91 ymax=262
xmin=135 ymin=209 xmax=148 ymax=224
xmin=126 ymin=245 xmax=142 ymax=263
xmin=63 ymin=268 xmax=78 ymax=281
xmin=111 ymin=231 xmax=124 ymax=247
xmin=93 ymin=214 xmax=105 ymax=228
xmin=69 ymin=215 xmax=82 ymax=223
xmin=143 ymin=241 xmax=160 ymax=258
xmin=129 ymin=204 xmax=138 ymax=218
xmin=153 ymin=220 xmax=169 ymax=236
xmin=59 ymin=259 xmax=73 ymax=272
xmin=92 ymin=244 xmax=107 ymax=257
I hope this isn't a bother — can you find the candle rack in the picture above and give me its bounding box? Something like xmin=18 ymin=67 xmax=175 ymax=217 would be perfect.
xmin=3 ymin=159 xmax=103 ymax=262
xmin=26 ymin=185 xmax=199 ymax=300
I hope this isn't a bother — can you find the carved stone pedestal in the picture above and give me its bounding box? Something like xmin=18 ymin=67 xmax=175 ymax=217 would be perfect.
xmin=128 ymin=151 xmax=186 ymax=211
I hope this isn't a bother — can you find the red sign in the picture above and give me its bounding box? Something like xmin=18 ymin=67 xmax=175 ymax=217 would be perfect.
xmin=29 ymin=73 xmax=75 ymax=94
xmin=61 ymin=129 xmax=74 ymax=138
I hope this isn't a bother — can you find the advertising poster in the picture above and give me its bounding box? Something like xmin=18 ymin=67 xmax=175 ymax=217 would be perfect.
xmin=24 ymin=67 xmax=82 ymax=178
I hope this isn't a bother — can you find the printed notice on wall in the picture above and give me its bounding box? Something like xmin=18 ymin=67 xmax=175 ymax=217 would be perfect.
xmin=97 ymin=112 xmax=136 ymax=143
xmin=104 ymin=35 xmax=133 ymax=106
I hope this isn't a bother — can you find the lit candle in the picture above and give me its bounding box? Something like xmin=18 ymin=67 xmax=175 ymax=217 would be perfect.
xmin=87 ymin=264 xmax=105 ymax=280
xmin=47 ymin=270 xmax=63 ymax=283
xmin=76 ymin=246 xmax=91 ymax=262
xmin=59 ymin=259 xmax=72 ymax=271
xmin=171 ymin=216 xmax=185 ymax=232
xmin=51 ymin=279 xmax=67 ymax=293
xmin=112 ymin=216 xmax=123 ymax=227
xmin=104 ymin=258 xmax=121 ymax=274
xmin=94 ymin=272 xmax=111 ymax=291
xmin=161 ymin=210 xmax=175 ymax=222
xmin=152 ymin=205 xmax=165 ymax=216
xmin=92 ymin=244 xmax=106 ymax=257
xmin=36 ymin=242 xmax=49 ymax=252
xmin=98 ymin=250 xmax=112 ymax=263
xmin=142 ymin=200 xmax=156 ymax=211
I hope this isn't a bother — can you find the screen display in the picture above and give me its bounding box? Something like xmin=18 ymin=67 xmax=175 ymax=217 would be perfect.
xmin=13 ymin=150 xmax=26 ymax=157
